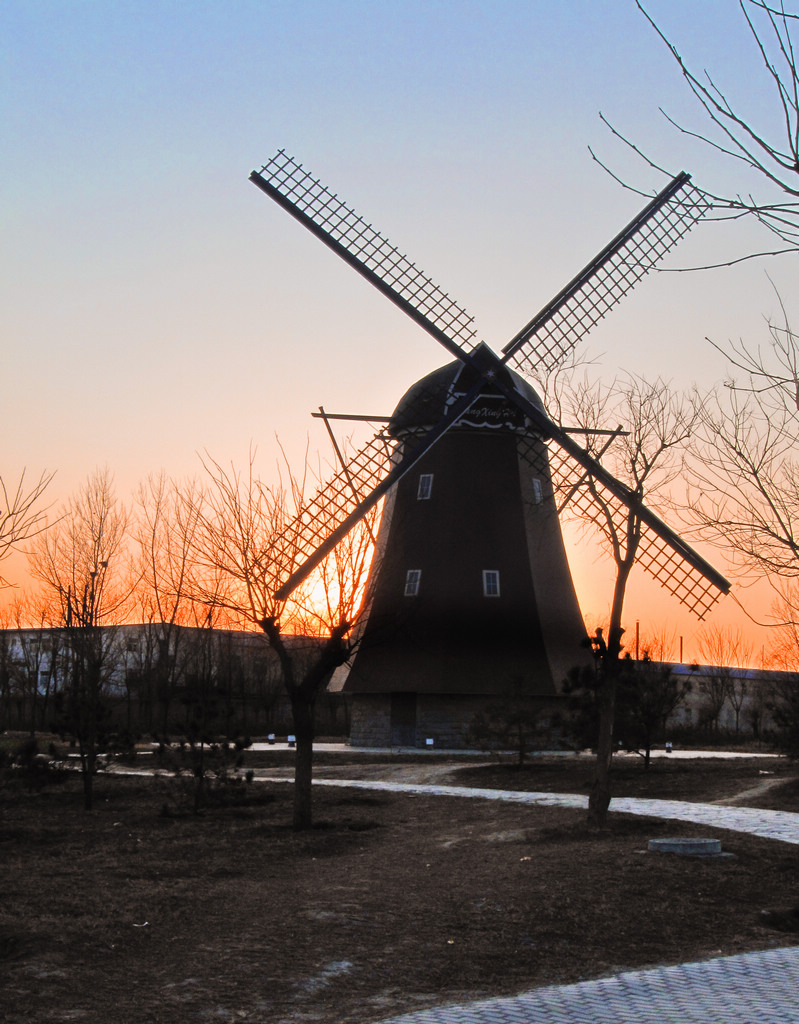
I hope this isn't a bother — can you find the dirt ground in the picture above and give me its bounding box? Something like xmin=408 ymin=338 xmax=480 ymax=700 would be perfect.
xmin=2 ymin=753 xmax=799 ymax=1024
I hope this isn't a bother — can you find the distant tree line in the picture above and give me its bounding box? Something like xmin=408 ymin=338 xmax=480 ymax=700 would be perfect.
xmin=0 ymin=460 xmax=373 ymax=824
xmin=0 ymin=622 xmax=351 ymax=744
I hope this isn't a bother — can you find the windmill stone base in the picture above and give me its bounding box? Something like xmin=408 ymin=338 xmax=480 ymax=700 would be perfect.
xmin=347 ymin=691 xmax=566 ymax=750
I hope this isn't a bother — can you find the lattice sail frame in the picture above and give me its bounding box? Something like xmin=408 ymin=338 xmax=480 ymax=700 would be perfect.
xmin=502 ymin=177 xmax=711 ymax=372
xmin=272 ymin=430 xmax=393 ymax=596
xmin=252 ymin=151 xmax=480 ymax=354
xmin=521 ymin=437 xmax=724 ymax=620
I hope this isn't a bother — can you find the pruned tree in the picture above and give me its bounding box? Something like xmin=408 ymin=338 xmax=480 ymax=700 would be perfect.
xmin=27 ymin=469 xmax=130 ymax=810
xmin=0 ymin=605 xmax=13 ymax=734
xmin=530 ymin=364 xmax=698 ymax=825
xmin=0 ymin=470 xmax=54 ymax=586
xmin=599 ymin=1 xmax=799 ymax=262
xmin=565 ymin=649 xmax=693 ymax=768
xmin=2 ymin=592 xmax=63 ymax=733
xmin=167 ymin=608 xmax=241 ymax=813
xmin=188 ymin=450 xmax=376 ymax=830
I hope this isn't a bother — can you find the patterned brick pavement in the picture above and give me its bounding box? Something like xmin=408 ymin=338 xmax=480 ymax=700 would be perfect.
xmin=373 ymin=947 xmax=799 ymax=1024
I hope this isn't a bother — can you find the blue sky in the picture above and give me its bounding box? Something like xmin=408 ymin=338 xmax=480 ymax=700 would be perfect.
xmin=3 ymin=0 xmax=795 ymax=655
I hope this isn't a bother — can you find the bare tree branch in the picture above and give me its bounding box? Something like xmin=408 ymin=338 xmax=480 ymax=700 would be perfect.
xmin=687 ymin=298 xmax=799 ymax=585
xmin=601 ymin=1 xmax=799 ymax=260
xmin=0 ymin=469 xmax=54 ymax=586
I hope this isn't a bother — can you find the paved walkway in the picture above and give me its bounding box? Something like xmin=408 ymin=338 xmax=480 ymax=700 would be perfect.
xmin=264 ymin=775 xmax=799 ymax=1023
xmin=267 ymin=776 xmax=799 ymax=845
xmin=374 ymin=947 xmax=799 ymax=1024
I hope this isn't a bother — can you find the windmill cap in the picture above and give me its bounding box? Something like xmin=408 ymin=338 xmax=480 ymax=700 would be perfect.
xmin=388 ymin=350 xmax=545 ymax=436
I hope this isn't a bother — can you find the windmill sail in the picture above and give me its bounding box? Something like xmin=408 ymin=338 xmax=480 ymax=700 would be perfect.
xmin=250 ymin=151 xmax=478 ymax=362
xmin=251 ymin=151 xmax=728 ymax=618
xmin=252 ymin=153 xmax=710 ymax=376
xmin=282 ymin=428 xmax=392 ymax=576
xmin=501 ymin=175 xmax=711 ymax=370
xmin=533 ymin=439 xmax=727 ymax=619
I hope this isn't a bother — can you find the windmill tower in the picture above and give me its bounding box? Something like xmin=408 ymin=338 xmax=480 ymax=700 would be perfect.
xmin=250 ymin=152 xmax=730 ymax=747
xmin=340 ymin=352 xmax=589 ymax=746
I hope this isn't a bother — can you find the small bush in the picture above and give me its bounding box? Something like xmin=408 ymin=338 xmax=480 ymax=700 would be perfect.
xmin=153 ymin=742 xmax=254 ymax=814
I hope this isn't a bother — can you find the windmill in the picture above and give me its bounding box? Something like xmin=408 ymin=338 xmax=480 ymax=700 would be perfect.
xmin=249 ymin=151 xmax=730 ymax=747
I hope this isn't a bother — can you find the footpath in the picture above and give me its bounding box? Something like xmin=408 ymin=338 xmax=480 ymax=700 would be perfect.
xmin=279 ymin=773 xmax=799 ymax=1024
xmin=374 ymin=947 xmax=799 ymax=1024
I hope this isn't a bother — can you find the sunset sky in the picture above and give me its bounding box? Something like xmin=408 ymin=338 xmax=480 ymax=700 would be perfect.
xmin=3 ymin=1 xmax=795 ymax=663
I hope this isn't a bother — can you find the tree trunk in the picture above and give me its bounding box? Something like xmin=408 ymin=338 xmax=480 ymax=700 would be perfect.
xmin=259 ymin=617 xmax=349 ymax=832
xmin=30 ymin=677 xmax=38 ymax=738
xmin=587 ymin=557 xmax=631 ymax=829
xmin=40 ymin=672 xmax=52 ymax=731
xmin=587 ymin=672 xmax=617 ymax=827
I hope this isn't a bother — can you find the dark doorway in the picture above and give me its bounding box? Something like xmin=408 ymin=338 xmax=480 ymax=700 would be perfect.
xmin=390 ymin=692 xmax=417 ymax=747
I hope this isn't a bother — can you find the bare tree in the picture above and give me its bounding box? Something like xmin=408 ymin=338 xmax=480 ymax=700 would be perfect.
xmin=165 ymin=603 xmax=238 ymax=814
xmin=28 ymin=469 xmax=130 ymax=810
xmin=697 ymin=624 xmax=754 ymax=734
xmin=0 ymin=470 xmax=54 ymax=586
xmin=598 ymin=2 xmax=799 ymax=640
xmin=761 ymin=582 xmax=799 ymax=751
xmin=770 ymin=581 xmax=799 ymax=669
xmin=2 ymin=593 xmax=62 ymax=733
xmin=130 ymin=473 xmax=209 ymax=736
xmin=637 ymin=624 xmax=679 ymax=663
xmin=189 ymin=451 xmax=376 ymax=830
xmin=532 ymin=366 xmax=697 ymax=825
xmin=0 ymin=604 xmax=13 ymax=732
xmin=690 ymin=301 xmax=799 ymax=589
xmin=600 ymin=1 xmax=799 ymax=261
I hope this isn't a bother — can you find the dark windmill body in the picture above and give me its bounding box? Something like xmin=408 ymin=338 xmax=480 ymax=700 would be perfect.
xmin=250 ymin=152 xmax=730 ymax=748
xmin=343 ymin=353 xmax=587 ymax=746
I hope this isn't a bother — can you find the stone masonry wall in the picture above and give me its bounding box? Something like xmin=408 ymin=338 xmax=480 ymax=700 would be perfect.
xmin=349 ymin=692 xmax=563 ymax=749
xmin=350 ymin=694 xmax=392 ymax=748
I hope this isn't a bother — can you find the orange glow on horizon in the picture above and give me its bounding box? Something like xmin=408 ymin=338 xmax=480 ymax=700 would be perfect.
xmin=560 ymin=519 xmax=776 ymax=670
xmin=0 ymin=507 xmax=781 ymax=669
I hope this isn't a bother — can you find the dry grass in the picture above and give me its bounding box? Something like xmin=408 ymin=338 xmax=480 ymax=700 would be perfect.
xmin=1 ymin=755 xmax=798 ymax=1024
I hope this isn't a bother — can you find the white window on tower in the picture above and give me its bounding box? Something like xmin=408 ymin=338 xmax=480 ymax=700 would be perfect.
xmin=531 ymin=477 xmax=543 ymax=504
xmin=417 ymin=473 xmax=434 ymax=500
xmin=482 ymin=570 xmax=501 ymax=597
xmin=404 ymin=569 xmax=422 ymax=596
